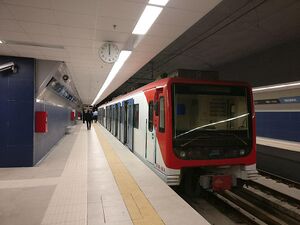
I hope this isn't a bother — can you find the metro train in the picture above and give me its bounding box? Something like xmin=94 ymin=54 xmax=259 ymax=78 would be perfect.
xmin=98 ymin=77 xmax=256 ymax=191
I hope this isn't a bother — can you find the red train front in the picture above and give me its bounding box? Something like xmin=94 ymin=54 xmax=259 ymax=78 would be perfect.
xmin=98 ymin=77 xmax=256 ymax=190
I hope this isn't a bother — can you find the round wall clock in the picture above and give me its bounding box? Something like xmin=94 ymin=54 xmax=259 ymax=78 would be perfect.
xmin=99 ymin=42 xmax=119 ymax=63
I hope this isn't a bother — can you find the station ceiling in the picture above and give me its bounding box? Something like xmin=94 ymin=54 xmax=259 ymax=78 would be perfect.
xmin=0 ymin=0 xmax=299 ymax=105
xmin=105 ymin=0 xmax=300 ymax=102
xmin=0 ymin=0 xmax=221 ymax=104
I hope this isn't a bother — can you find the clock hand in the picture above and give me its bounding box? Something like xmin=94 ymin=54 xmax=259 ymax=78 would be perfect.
xmin=109 ymin=44 xmax=111 ymax=55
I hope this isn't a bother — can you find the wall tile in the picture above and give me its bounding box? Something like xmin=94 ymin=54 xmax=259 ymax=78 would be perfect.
xmin=7 ymin=101 xmax=33 ymax=146
xmin=0 ymin=56 xmax=34 ymax=167
xmin=34 ymin=102 xmax=71 ymax=164
xmin=0 ymin=146 xmax=33 ymax=167
xmin=256 ymin=112 xmax=300 ymax=142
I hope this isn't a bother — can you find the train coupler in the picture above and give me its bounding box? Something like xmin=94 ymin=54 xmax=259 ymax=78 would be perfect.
xmin=199 ymin=175 xmax=232 ymax=191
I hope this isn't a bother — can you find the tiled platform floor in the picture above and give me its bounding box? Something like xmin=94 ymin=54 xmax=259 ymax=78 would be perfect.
xmin=0 ymin=124 xmax=210 ymax=225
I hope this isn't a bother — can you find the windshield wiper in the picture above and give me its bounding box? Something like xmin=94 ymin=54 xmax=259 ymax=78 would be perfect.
xmin=180 ymin=134 xmax=212 ymax=147
xmin=217 ymin=132 xmax=248 ymax=146
xmin=175 ymin=113 xmax=249 ymax=139
xmin=180 ymin=132 xmax=249 ymax=148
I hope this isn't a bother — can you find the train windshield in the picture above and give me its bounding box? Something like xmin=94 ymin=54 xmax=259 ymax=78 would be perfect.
xmin=172 ymin=83 xmax=252 ymax=160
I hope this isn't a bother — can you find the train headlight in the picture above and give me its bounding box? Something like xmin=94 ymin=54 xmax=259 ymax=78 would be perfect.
xmin=179 ymin=151 xmax=186 ymax=158
xmin=240 ymin=149 xmax=245 ymax=155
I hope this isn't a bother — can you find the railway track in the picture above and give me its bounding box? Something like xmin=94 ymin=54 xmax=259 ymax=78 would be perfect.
xmin=258 ymin=169 xmax=300 ymax=190
xmin=214 ymin=180 xmax=300 ymax=225
xmin=180 ymin=176 xmax=300 ymax=225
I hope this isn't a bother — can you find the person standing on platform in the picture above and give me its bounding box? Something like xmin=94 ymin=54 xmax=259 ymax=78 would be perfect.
xmin=82 ymin=109 xmax=86 ymax=124
xmin=85 ymin=110 xmax=92 ymax=130
xmin=93 ymin=110 xmax=98 ymax=123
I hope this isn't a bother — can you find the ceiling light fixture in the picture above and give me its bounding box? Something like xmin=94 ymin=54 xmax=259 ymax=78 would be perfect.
xmin=0 ymin=40 xmax=3 ymax=44
xmin=2 ymin=40 xmax=64 ymax=49
xmin=252 ymin=81 xmax=300 ymax=92
xmin=149 ymin=0 xmax=169 ymax=6
xmin=132 ymin=5 xmax=163 ymax=35
xmin=92 ymin=50 xmax=132 ymax=105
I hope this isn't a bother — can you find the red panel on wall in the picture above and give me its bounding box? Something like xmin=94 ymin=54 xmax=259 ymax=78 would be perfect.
xmin=71 ymin=111 xmax=75 ymax=121
xmin=35 ymin=111 xmax=48 ymax=133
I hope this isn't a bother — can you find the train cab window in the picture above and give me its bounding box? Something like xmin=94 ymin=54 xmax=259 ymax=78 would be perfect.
xmin=172 ymin=83 xmax=252 ymax=160
xmin=133 ymin=104 xmax=139 ymax=129
xmin=159 ymin=97 xmax=165 ymax=132
xmin=148 ymin=101 xmax=153 ymax=132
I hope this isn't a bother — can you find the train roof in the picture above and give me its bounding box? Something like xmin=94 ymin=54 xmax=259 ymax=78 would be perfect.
xmin=99 ymin=77 xmax=251 ymax=107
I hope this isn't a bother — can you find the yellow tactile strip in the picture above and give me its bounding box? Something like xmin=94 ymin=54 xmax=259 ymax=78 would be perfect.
xmin=94 ymin=125 xmax=165 ymax=225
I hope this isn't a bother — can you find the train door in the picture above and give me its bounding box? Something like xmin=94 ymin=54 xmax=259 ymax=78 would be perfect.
xmin=113 ymin=105 xmax=117 ymax=136
xmin=106 ymin=106 xmax=109 ymax=129
xmin=153 ymin=88 xmax=164 ymax=163
xmin=146 ymin=100 xmax=155 ymax=164
xmin=120 ymin=104 xmax=124 ymax=143
xmin=126 ymin=99 xmax=134 ymax=151
xmin=110 ymin=105 xmax=113 ymax=133
xmin=115 ymin=104 xmax=118 ymax=137
xmin=123 ymin=101 xmax=128 ymax=144
xmin=117 ymin=103 xmax=121 ymax=140
xmin=111 ymin=105 xmax=115 ymax=134
xmin=104 ymin=108 xmax=106 ymax=127
xmin=108 ymin=106 xmax=111 ymax=132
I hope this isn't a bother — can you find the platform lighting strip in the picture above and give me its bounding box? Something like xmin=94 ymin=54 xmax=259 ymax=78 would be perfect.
xmin=149 ymin=0 xmax=169 ymax=6
xmin=252 ymin=81 xmax=300 ymax=92
xmin=92 ymin=0 xmax=169 ymax=105
xmin=132 ymin=0 xmax=169 ymax=35
xmin=92 ymin=50 xmax=132 ymax=106
xmin=132 ymin=5 xmax=162 ymax=35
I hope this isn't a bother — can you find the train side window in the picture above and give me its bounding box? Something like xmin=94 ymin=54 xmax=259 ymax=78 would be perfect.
xmin=159 ymin=97 xmax=165 ymax=132
xmin=133 ymin=104 xmax=139 ymax=129
xmin=148 ymin=101 xmax=153 ymax=132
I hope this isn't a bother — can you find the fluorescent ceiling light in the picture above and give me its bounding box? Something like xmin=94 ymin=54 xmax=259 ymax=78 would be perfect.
xmin=0 ymin=40 xmax=3 ymax=44
xmin=132 ymin=5 xmax=163 ymax=35
xmin=92 ymin=50 xmax=132 ymax=105
xmin=149 ymin=0 xmax=169 ymax=6
xmin=252 ymin=81 xmax=300 ymax=92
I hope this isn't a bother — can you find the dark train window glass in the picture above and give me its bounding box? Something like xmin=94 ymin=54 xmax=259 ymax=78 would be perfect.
xmin=134 ymin=104 xmax=139 ymax=129
xmin=114 ymin=105 xmax=117 ymax=122
xmin=154 ymin=101 xmax=159 ymax=116
xmin=159 ymin=97 xmax=165 ymax=132
xmin=106 ymin=106 xmax=109 ymax=128
xmin=148 ymin=101 xmax=153 ymax=132
xmin=118 ymin=105 xmax=120 ymax=124
xmin=120 ymin=106 xmax=123 ymax=124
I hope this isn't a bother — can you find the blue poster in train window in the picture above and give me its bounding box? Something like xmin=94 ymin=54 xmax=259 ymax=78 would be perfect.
xmin=177 ymin=104 xmax=185 ymax=115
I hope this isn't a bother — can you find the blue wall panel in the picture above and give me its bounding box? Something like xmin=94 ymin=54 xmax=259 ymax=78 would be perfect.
xmin=0 ymin=56 xmax=34 ymax=167
xmin=34 ymin=102 xmax=71 ymax=164
xmin=256 ymin=112 xmax=300 ymax=142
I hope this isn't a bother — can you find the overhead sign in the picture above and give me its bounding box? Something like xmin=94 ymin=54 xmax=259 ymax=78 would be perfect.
xmin=279 ymin=96 xmax=300 ymax=104
xmin=254 ymin=99 xmax=280 ymax=105
xmin=255 ymin=96 xmax=300 ymax=105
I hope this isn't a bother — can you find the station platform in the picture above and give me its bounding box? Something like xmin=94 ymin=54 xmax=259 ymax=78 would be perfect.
xmin=0 ymin=124 xmax=209 ymax=225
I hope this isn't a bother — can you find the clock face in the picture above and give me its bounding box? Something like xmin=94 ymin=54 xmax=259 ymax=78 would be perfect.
xmin=99 ymin=42 xmax=119 ymax=63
